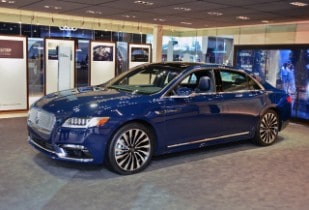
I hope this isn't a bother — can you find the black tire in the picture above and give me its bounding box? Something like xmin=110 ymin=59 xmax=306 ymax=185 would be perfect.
xmin=253 ymin=109 xmax=279 ymax=146
xmin=107 ymin=123 xmax=154 ymax=175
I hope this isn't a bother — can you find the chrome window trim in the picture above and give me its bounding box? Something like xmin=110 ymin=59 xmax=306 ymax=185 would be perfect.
xmin=216 ymin=89 xmax=264 ymax=95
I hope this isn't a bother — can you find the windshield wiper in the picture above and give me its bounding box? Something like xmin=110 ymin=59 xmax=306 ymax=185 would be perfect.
xmin=109 ymin=85 xmax=135 ymax=93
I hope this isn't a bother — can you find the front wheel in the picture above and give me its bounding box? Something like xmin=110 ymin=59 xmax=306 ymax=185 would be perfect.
xmin=253 ymin=109 xmax=279 ymax=146
xmin=107 ymin=123 xmax=154 ymax=175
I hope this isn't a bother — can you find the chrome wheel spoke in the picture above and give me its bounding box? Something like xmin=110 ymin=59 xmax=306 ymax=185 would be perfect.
xmin=115 ymin=147 xmax=128 ymax=153
xmin=135 ymin=151 xmax=147 ymax=162
xmin=118 ymin=153 xmax=131 ymax=167
xmin=122 ymin=133 xmax=131 ymax=146
xmin=115 ymin=152 xmax=129 ymax=160
xmin=123 ymin=154 xmax=133 ymax=170
xmin=135 ymin=136 xmax=149 ymax=147
xmin=132 ymin=153 xmax=141 ymax=169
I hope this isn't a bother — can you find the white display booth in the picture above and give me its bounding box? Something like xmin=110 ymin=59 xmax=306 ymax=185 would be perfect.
xmin=129 ymin=44 xmax=151 ymax=69
xmin=0 ymin=35 xmax=28 ymax=111
xmin=90 ymin=41 xmax=116 ymax=85
xmin=45 ymin=39 xmax=75 ymax=94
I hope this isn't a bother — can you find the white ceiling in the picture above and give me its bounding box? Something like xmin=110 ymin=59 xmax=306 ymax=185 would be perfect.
xmin=1 ymin=0 xmax=309 ymax=28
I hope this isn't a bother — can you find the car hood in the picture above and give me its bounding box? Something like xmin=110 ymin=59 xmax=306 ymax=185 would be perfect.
xmin=33 ymin=86 xmax=143 ymax=117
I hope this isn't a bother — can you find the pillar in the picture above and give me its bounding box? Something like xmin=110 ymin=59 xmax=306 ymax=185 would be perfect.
xmin=152 ymin=25 xmax=163 ymax=62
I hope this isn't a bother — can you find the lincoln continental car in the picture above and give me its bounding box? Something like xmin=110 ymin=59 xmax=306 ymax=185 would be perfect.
xmin=28 ymin=62 xmax=291 ymax=174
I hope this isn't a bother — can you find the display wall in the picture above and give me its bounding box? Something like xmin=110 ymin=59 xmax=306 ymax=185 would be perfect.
xmin=234 ymin=45 xmax=309 ymax=120
xmin=90 ymin=41 xmax=116 ymax=85
xmin=45 ymin=38 xmax=75 ymax=94
xmin=0 ymin=35 xmax=28 ymax=111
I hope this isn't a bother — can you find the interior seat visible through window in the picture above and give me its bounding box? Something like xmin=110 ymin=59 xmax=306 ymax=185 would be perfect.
xmin=195 ymin=76 xmax=212 ymax=93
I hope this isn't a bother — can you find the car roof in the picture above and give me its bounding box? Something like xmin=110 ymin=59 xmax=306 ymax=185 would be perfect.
xmin=149 ymin=62 xmax=240 ymax=72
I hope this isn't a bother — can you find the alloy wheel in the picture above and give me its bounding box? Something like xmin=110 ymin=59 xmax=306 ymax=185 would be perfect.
xmin=259 ymin=111 xmax=279 ymax=145
xmin=113 ymin=128 xmax=152 ymax=173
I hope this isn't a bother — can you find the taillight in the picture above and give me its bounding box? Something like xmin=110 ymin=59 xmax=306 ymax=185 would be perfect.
xmin=286 ymin=96 xmax=292 ymax=103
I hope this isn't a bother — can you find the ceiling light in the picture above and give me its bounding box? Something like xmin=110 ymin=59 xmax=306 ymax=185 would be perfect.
xmin=44 ymin=5 xmax=62 ymax=10
xmin=174 ymin=7 xmax=191 ymax=12
xmin=122 ymin=15 xmax=136 ymax=19
xmin=153 ymin=18 xmax=166 ymax=22
xmin=86 ymin=10 xmax=102 ymax=15
xmin=134 ymin=1 xmax=154 ymax=6
xmin=208 ymin=11 xmax=223 ymax=16
xmin=180 ymin=22 xmax=192 ymax=25
xmin=261 ymin=20 xmax=270 ymax=23
xmin=1 ymin=0 xmax=15 ymax=3
xmin=236 ymin=16 xmax=250 ymax=20
xmin=290 ymin=2 xmax=308 ymax=7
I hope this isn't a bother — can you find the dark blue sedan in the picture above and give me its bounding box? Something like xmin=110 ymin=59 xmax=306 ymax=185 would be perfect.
xmin=28 ymin=62 xmax=291 ymax=174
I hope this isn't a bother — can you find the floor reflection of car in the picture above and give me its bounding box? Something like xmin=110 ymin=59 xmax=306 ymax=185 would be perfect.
xmin=27 ymin=62 xmax=291 ymax=175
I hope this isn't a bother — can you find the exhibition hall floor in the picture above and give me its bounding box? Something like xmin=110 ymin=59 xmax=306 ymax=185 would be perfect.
xmin=0 ymin=117 xmax=308 ymax=210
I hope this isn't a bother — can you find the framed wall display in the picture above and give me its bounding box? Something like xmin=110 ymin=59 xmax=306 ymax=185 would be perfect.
xmin=129 ymin=44 xmax=151 ymax=68
xmin=45 ymin=38 xmax=75 ymax=94
xmin=0 ymin=35 xmax=28 ymax=111
xmin=90 ymin=41 xmax=116 ymax=86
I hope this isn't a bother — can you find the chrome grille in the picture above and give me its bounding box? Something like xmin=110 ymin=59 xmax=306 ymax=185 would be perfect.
xmin=28 ymin=108 xmax=56 ymax=136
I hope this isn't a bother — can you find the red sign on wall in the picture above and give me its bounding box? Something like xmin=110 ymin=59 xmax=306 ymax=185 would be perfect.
xmin=0 ymin=40 xmax=24 ymax=59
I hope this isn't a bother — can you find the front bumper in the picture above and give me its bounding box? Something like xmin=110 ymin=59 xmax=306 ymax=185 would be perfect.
xmin=27 ymin=123 xmax=112 ymax=164
xmin=27 ymin=107 xmax=115 ymax=164
xmin=28 ymin=136 xmax=94 ymax=163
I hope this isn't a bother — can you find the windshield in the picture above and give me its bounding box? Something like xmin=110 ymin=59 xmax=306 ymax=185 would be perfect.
xmin=106 ymin=65 xmax=181 ymax=94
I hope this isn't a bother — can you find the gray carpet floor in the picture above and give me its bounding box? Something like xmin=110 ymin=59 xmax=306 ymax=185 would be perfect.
xmin=0 ymin=117 xmax=308 ymax=210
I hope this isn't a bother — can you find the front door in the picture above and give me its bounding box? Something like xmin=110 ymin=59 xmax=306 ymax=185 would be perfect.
xmin=160 ymin=69 xmax=224 ymax=148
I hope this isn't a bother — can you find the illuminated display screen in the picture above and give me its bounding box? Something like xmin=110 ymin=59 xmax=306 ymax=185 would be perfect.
xmin=234 ymin=45 xmax=309 ymax=120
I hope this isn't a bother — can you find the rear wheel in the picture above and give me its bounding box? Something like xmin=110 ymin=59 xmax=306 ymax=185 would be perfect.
xmin=253 ymin=109 xmax=279 ymax=146
xmin=107 ymin=123 xmax=154 ymax=175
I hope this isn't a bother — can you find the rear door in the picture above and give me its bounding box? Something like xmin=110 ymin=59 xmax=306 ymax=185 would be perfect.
xmin=215 ymin=69 xmax=265 ymax=136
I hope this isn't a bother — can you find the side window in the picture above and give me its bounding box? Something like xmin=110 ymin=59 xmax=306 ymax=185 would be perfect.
xmin=248 ymin=77 xmax=262 ymax=90
xmin=170 ymin=70 xmax=215 ymax=96
xmin=220 ymin=70 xmax=249 ymax=92
xmin=121 ymin=67 xmax=179 ymax=88
xmin=181 ymin=73 xmax=197 ymax=85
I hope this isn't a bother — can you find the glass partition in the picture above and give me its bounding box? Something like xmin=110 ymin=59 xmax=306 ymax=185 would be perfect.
xmin=28 ymin=38 xmax=44 ymax=104
xmin=162 ymin=36 xmax=234 ymax=65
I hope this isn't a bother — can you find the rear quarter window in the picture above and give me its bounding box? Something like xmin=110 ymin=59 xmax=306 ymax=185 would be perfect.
xmin=220 ymin=70 xmax=261 ymax=92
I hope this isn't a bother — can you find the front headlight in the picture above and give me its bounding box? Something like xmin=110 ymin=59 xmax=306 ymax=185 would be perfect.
xmin=62 ymin=117 xmax=110 ymax=128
